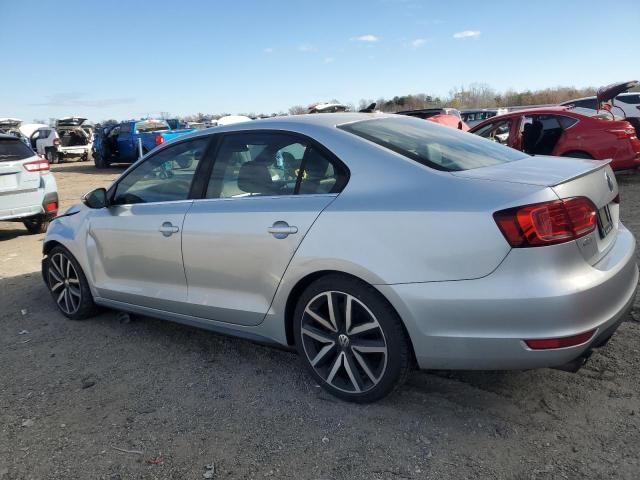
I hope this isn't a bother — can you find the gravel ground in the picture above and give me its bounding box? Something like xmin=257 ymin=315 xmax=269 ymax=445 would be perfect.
xmin=1 ymin=161 xmax=639 ymax=480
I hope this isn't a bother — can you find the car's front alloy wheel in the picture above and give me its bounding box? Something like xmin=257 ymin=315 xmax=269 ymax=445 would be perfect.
xmin=294 ymin=275 xmax=412 ymax=403
xmin=45 ymin=246 xmax=98 ymax=320
xmin=48 ymin=252 xmax=82 ymax=315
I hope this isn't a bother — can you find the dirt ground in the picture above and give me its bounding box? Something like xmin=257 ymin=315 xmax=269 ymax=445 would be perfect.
xmin=1 ymin=161 xmax=639 ymax=480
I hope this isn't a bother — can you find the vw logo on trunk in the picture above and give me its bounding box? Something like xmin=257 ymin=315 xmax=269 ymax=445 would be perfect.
xmin=605 ymin=171 xmax=614 ymax=192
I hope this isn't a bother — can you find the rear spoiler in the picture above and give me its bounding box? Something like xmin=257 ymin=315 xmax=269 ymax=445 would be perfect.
xmin=549 ymin=159 xmax=611 ymax=187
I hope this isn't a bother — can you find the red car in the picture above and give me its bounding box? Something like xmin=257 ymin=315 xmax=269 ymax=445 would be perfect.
xmin=427 ymin=113 xmax=470 ymax=131
xmin=469 ymin=106 xmax=640 ymax=170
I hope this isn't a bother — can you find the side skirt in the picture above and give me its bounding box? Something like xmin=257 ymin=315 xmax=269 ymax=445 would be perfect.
xmin=94 ymin=297 xmax=286 ymax=348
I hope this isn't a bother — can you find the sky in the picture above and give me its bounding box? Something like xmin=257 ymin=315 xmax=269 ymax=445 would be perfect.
xmin=1 ymin=0 xmax=639 ymax=122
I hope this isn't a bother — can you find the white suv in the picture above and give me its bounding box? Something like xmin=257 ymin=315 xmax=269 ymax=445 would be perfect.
xmin=0 ymin=134 xmax=58 ymax=233
xmin=30 ymin=118 xmax=92 ymax=164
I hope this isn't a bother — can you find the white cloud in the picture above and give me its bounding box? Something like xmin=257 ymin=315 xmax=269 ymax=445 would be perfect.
xmin=263 ymin=47 xmax=274 ymax=54
xmin=323 ymin=57 xmax=334 ymax=64
xmin=354 ymin=34 xmax=379 ymax=43
xmin=298 ymin=44 xmax=316 ymax=52
xmin=453 ymin=30 xmax=481 ymax=39
xmin=409 ymin=38 xmax=426 ymax=48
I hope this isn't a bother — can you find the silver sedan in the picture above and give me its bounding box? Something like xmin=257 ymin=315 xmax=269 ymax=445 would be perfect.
xmin=42 ymin=113 xmax=638 ymax=402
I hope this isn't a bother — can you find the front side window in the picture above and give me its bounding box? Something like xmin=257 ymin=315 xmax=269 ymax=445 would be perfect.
xmin=341 ymin=116 xmax=526 ymax=171
xmin=205 ymin=132 xmax=347 ymax=199
xmin=113 ymin=138 xmax=209 ymax=205
xmin=473 ymin=119 xmax=513 ymax=144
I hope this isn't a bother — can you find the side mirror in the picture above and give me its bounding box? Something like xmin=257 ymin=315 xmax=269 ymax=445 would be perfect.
xmin=82 ymin=188 xmax=108 ymax=209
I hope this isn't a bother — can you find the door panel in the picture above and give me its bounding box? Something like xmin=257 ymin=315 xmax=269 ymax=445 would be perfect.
xmin=87 ymin=201 xmax=192 ymax=312
xmin=117 ymin=124 xmax=134 ymax=161
xmin=182 ymin=195 xmax=335 ymax=325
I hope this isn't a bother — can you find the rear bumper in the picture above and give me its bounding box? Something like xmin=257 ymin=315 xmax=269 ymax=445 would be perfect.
xmin=0 ymin=191 xmax=60 ymax=221
xmin=378 ymin=224 xmax=638 ymax=370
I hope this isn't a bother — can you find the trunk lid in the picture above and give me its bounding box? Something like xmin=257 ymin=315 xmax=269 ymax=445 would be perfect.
xmin=597 ymin=80 xmax=638 ymax=104
xmin=453 ymin=156 xmax=619 ymax=265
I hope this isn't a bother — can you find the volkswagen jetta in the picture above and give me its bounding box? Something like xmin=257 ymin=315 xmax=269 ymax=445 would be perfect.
xmin=42 ymin=114 xmax=638 ymax=402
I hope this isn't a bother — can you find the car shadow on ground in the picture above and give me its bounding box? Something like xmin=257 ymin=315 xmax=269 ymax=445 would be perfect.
xmin=0 ymin=226 xmax=34 ymax=241
xmin=1 ymin=269 xmax=538 ymax=407
xmin=50 ymin=163 xmax=126 ymax=176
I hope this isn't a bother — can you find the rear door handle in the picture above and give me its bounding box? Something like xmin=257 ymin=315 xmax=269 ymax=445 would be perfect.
xmin=268 ymin=221 xmax=298 ymax=239
xmin=159 ymin=221 xmax=179 ymax=237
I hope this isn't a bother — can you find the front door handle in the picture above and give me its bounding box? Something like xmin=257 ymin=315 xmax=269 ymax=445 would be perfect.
xmin=268 ymin=221 xmax=298 ymax=239
xmin=159 ymin=221 xmax=179 ymax=237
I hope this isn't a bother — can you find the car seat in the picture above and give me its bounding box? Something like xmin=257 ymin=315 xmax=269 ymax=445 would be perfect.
xmin=237 ymin=160 xmax=278 ymax=195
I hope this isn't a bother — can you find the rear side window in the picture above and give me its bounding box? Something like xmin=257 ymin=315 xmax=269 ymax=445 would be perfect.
xmin=0 ymin=138 xmax=34 ymax=161
xmin=557 ymin=116 xmax=578 ymax=129
xmin=205 ymin=132 xmax=348 ymax=198
xmin=339 ymin=116 xmax=527 ymax=171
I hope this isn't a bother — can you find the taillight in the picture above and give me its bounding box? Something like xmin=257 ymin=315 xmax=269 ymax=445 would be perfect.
xmin=525 ymin=329 xmax=596 ymax=350
xmin=45 ymin=201 xmax=58 ymax=212
xmin=23 ymin=160 xmax=51 ymax=172
xmin=155 ymin=135 xmax=164 ymax=145
xmin=493 ymin=197 xmax=597 ymax=247
xmin=608 ymin=128 xmax=635 ymax=139
xmin=53 ymin=138 xmax=61 ymax=146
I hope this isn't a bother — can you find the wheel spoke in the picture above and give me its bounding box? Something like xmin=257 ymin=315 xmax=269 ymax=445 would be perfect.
xmin=351 ymin=338 xmax=387 ymax=354
xmin=326 ymin=352 xmax=344 ymax=386
xmin=326 ymin=292 xmax=339 ymax=331
xmin=50 ymin=281 xmax=64 ymax=292
xmin=64 ymin=288 xmax=71 ymax=312
xmin=343 ymin=352 xmax=363 ymax=392
xmin=68 ymin=277 xmax=80 ymax=284
xmin=310 ymin=342 xmax=336 ymax=367
xmin=301 ymin=326 xmax=334 ymax=344
xmin=305 ymin=307 xmax=336 ymax=333
xmin=352 ymin=348 xmax=378 ymax=384
xmin=345 ymin=295 xmax=353 ymax=333
xmin=65 ymin=257 xmax=71 ymax=277
xmin=348 ymin=321 xmax=379 ymax=336
xmin=51 ymin=255 xmax=64 ymax=277
xmin=68 ymin=285 xmax=81 ymax=298
xmin=49 ymin=268 xmax=63 ymax=284
xmin=56 ymin=289 xmax=66 ymax=309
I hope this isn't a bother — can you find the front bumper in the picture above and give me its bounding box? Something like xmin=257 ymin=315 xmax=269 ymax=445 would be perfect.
xmin=378 ymin=224 xmax=638 ymax=370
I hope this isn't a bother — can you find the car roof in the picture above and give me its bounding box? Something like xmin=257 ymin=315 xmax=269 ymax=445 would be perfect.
xmin=0 ymin=133 xmax=23 ymax=140
xmin=163 ymin=113 xmax=397 ymax=144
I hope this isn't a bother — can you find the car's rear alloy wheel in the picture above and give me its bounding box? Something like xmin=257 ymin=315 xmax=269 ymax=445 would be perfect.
xmin=45 ymin=246 xmax=98 ymax=320
xmin=294 ymin=275 xmax=412 ymax=402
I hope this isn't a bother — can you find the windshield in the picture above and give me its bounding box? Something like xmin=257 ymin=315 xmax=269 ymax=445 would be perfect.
xmin=339 ymin=116 xmax=527 ymax=171
xmin=0 ymin=138 xmax=34 ymax=161
xmin=135 ymin=120 xmax=170 ymax=133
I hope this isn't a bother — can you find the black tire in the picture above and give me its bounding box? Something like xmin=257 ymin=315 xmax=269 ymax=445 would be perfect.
xmin=46 ymin=149 xmax=59 ymax=164
xmin=44 ymin=246 xmax=98 ymax=320
xmin=23 ymin=214 xmax=49 ymax=234
xmin=562 ymin=151 xmax=593 ymax=159
xmin=293 ymin=274 xmax=412 ymax=403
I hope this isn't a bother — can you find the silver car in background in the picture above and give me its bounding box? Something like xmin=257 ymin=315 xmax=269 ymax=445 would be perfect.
xmin=42 ymin=114 xmax=638 ymax=402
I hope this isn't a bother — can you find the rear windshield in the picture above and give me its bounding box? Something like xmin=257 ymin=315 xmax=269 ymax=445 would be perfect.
xmin=0 ymin=138 xmax=34 ymax=162
xmin=135 ymin=120 xmax=170 ymax=133
xmin=339 ymin=116 xmax=527 ymax=171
